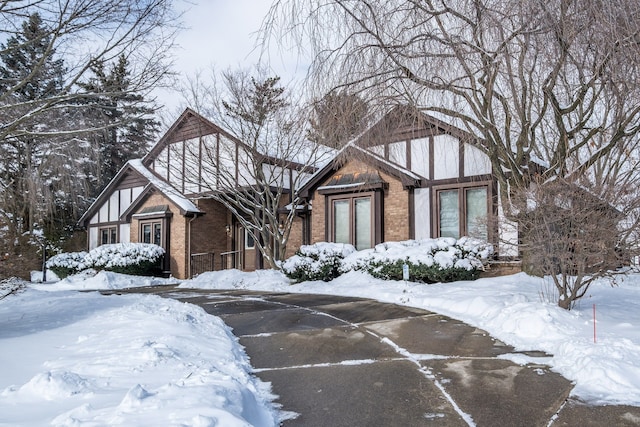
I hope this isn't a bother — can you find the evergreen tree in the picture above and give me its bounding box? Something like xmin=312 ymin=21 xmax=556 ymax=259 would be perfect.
xmin=0 ymin=13 xmax=65 ymax=101
xmin=0 ymin=12 xmax=80 ymax=240
xmin=79 ymin=54 xmax=160 ymax=191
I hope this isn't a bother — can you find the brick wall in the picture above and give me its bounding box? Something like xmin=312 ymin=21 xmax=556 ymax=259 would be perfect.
xmin=130 ymin=192 xmax=189 ymax=279
xmin=191 ymin=198 xmax=231 ymax=271
xmin=309 ymin=159 xmax=411 ymax=245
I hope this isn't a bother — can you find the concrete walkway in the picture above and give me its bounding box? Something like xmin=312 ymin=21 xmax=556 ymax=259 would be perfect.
xmin=111 ymin=286 xmax=640 ymax=426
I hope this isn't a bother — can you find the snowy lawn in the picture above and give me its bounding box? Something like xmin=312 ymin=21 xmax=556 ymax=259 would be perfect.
xmin=1 ymin=268 xmax=640 ymax=426
xmin=0 ymin=273 xmax=278 ymax=427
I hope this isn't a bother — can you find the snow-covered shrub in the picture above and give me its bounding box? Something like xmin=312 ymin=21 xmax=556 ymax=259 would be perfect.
xmin=84 ymin=243 xmax=165 ymax=276
xmin=281 ymin=242 xmax=356 ymax=282
xmin=343 ymin=237 xmax=493 ymax=283
xmin=47 ymin=244 xmax=165 ymax=278
xmin=46 ymin=251 xmax=88 ymax=279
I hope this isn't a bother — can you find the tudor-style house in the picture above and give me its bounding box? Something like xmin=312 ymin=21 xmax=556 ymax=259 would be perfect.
xmin=80 ymin=106 xmax=518 ymax=279
xmin=296 ymin=106 xmax=518 ymax=258
xmin=79 ymin=108 xmax=307 ymax=279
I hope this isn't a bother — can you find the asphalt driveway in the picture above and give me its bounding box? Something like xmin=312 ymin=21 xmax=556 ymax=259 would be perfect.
xmin=110 ymin=286 xmax=640 ymax=426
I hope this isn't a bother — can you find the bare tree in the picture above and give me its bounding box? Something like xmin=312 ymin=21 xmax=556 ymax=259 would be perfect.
xmin=516 ymin=177 xmax=628 ymax=309
xmin=181 ymin=67 xmax=332 ymax=269
xmin=307 ymin=90 xmax=370 ymax=149
xmin=0 ymin=1 xmax=176 ymax=245
xmin=263 ymin=0 xmax=640 ymax=199
xmin=263 ymin=0 xmax=640 ymax=306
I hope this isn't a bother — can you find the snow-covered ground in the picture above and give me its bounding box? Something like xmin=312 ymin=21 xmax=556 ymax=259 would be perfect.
xmin=2 ymin=268 xmax=640 ymax=426
xmin=0 ymin=273 xmax=278 ymax=427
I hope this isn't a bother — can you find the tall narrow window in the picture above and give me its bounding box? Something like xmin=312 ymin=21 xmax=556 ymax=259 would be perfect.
xmin=466 ymin=187 xmax=488 ymax=240
xmin=354 ymin=197 xmax=372 ymax=250
xmin=333 ymin=199 xmax=350 ymax=244
xmin=153 ymin=223 xmax=162 ymax=246
xmin=439 ymin=190 xmax=460 ymax=238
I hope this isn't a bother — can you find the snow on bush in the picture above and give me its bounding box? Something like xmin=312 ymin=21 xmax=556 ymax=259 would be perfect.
xmin=46 ymin=251 xmax=88 ymax=278
xmin=281 ymin=242 xmax=356 ymax=282
xmin=344 ymin=237 xmax=493 ymax=283
xmin=46 ymin=244 xmax=165 ymax=278
xmin=283 ymin=238 xmax=493 ymax=284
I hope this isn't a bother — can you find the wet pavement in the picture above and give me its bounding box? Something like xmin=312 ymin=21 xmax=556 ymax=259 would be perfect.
xmin=106 ymin=286 xmax=640 ymax=426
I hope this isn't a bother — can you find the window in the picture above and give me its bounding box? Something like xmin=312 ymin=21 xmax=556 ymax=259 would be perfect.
xmin=436 ymin=185 xmax=488 ymax=240
xmin=140 ymin=220 xmax=163 ymax=246
xmin=100 ymin=226 xmax=117 ymax=245
xmin=245 ymin=229 xmax=255 ymax=249
xmin=330 ymin=194 xmax=373 ymax=250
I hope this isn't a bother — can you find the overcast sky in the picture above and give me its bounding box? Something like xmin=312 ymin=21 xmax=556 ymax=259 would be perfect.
xmin=156 ymin=0 xmax=308 ymax=115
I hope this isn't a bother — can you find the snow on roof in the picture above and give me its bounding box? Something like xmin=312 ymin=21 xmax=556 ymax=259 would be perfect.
xmin=128 ymin=159 xmax=201 ymax=214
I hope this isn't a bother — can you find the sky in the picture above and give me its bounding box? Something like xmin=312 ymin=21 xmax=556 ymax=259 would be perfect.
xmin=155 ymin=0 xmax=308 ymax=115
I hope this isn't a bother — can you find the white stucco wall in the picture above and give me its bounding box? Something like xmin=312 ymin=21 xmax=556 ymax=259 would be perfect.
xmin=433 ymin=134 xmax=459 ymax=180
xmin=414 ymin=188 xmax=431 ymax=239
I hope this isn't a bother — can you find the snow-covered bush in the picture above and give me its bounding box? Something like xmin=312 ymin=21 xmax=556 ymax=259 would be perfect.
xmin=46 ymin=244 xmax=165 ymax=278
xmin=84 ymin=243 xmax=165 ymax=276
xmin=344 ymin=237 xmax=493 ymax=283
xmin=46 ymin=251 xmax=88 ymax=279
xmin=281 ymin=242 xmax=356 ymax=282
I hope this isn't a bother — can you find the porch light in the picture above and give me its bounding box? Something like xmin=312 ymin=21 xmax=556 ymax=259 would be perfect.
xmin=225 ymin=224 xmax=231 ymax=234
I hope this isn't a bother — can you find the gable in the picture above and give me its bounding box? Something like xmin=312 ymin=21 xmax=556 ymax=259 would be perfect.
xmin=79 ymin=166 xmax=148 ymax=227
xmin=353 ymin=106 xmax=492 ymax=181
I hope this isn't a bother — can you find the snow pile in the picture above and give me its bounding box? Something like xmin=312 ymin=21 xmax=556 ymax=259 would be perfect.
xmin=33 ymin=270 xmax=177 ymax=291
xmin=0 ymin=289 xmax=278 ymax=426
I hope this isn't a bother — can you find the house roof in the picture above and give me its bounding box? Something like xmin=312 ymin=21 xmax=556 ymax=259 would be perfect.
xmin=143 ymin=107 xmax=313 ymax=171
xmin=78 ymin=159 xmax=201 ymax=227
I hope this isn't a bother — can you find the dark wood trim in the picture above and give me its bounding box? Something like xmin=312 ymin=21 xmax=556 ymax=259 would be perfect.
xmin=376 ymin=188 xmax=384 ymax=244
xmin=405 ymin=139 xmax=411 ymax=170
xmin=459 ymin=139 xmax=465 ymax=179
xmin=429 ymin=135 xmax=435 ymax=181
xmin=423 ymin=174 xmax=494 ymax=188
xmin=198 ymin=136 xmax=203 ymax=193
xmin=235 ymin=142 xmax=239 ymax=185
xmin=318 ymin=181 xmax=388 ymax=195
xmin=181 ymin=139 xmax=186 ymax=194
xmin=408 ymin=188 xmax=415 ymax=240
xmin=165 ymin=144 xmax=170 ymax=181
xmin=216 ymin=133 xmax=221 ymax=189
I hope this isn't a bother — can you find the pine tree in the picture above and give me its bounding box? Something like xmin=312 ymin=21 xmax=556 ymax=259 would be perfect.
xmin=0 ymin=12 xmax=75 ymax=240
xmin=0 ymin=13 xmax=65 ymax=101
xmin=79 ymin=54 xmax=159 ymax=192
